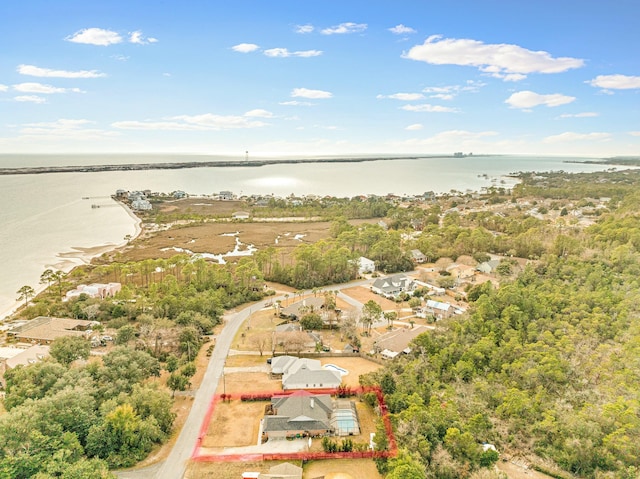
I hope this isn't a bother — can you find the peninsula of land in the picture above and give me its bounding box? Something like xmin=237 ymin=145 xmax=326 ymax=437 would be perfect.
xmin=0 ymin=155 xmax=457 ymax=176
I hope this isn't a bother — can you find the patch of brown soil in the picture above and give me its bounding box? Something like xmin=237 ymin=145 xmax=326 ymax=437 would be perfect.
xmin=202 ymin=400 xmax=266 ymax=447
xmin=341 ymin=285 xmax=400 ymax=311
xmin=303 ymin=458 xmax=382 ymax=479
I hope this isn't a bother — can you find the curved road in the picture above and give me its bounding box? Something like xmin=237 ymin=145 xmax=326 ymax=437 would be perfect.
xmin=119 ymin=276 xmax=382 ymax=479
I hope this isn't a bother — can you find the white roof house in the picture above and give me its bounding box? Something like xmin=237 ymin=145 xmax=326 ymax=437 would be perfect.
xmin=270 ymin=356 xmax=341 ymax=390
xmin=65 ymin=282 xmax=121 ymax=300
xmin=358 ymin=256 xmax=375 ymax=274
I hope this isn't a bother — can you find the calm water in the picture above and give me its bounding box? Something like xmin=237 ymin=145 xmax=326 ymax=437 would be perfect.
xmin=0 ymin=154 xmax=617 ymax=319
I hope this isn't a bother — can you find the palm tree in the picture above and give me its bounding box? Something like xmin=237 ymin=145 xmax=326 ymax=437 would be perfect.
xmin=16 ymin=285 xmax=35 ymax=308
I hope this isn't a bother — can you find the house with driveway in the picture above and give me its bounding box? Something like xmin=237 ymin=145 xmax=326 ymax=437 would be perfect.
xmin=270 ymin=356 xmax=342 ymax=390
xmin=371 ymin=274 xmax=416 ymax=298
xmin=262 ymin=390 xmax=360 ymax=440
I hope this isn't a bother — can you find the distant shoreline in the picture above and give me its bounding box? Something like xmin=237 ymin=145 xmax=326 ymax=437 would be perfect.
xmin=0 ymin=155 xmax=469 ymax=176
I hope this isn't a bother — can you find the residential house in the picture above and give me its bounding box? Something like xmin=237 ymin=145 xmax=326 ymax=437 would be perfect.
xmin=373 ymin=325 xmax=431 ymax=356
xmin=0 ymin=345 xmax=50 ymax=387
xmin=262 ymin=390 xmax=359 ymax=440
xmin=269 ymin=356 xmax=342 ymax=390
xmin=421 ymin=299 xmax=453 ymax=320
xmin=371 ymin=274 xmax=416 ymax=298
xmin=447 ymin=264 xmax=476 ymax=281
xmin=357 ymin=256 xmax=375 ymax=275
xmin=131 ymin=198 xmax=152 ymax=210
xmin=218 ymin=190 xmax=234 ymax=200
xmin=7 ymin=316 xmax=97 ymax=345
xmin=173 ymin=190 xmax=187 ymax=199
xmin=283 ymin=360 xmax=341 ymax=390
xmin=410 ymin=249 xmax=427 ymax=263
xmin=280 ymin=297 xmax=325 ymax=321
xmin=476 ymin=259 xmax=501 ymax=274
xmin=65 ymin=282 xmax=121 ymax=300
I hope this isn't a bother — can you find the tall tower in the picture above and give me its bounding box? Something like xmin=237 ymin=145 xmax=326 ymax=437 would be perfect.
xmin=245 ymin=150 xmax=249 ymax=162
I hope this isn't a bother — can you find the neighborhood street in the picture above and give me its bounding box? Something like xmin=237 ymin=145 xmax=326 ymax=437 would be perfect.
xmin=118 ymin=276 xmax=382 ymax=479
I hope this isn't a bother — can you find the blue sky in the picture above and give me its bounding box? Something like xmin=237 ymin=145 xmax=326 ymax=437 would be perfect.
xmin=1 ymin=0 xmax=639 ymax=157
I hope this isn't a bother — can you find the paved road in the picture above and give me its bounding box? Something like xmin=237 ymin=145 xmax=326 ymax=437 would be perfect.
xmin=118 ymin=275 xmax=386 ymax=479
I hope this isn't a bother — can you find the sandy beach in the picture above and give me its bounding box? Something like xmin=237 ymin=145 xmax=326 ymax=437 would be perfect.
xmin=0 ymin=201 xmax=142 ymax=322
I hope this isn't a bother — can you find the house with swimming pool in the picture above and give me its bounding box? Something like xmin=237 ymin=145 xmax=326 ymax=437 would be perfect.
xmin=262 ymin=390 xmax=360 ymax=440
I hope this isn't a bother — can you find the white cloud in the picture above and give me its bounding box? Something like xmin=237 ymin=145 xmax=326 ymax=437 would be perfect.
xmin=491 ymin=73 xmax=527 ymax=82
xmin=113 ymin=112 xmax=269 ymax=131
xmin=0 ymin=84 xmax=8 ymax=92
xmin=279 ymin=100 xmax=313 ymax=106
xmin=15 ymin=95 xmax=46 ymax=103
xmin=232 ymin=43 xmax=260 ymax=53
xmin=129 ymin=31 xmax=158 ymax=45
xmin=17 ymin=119 xmax=119 ymax=140
xmin=588 ymin=74 xmax=640 ymax=90
xmin=401 ymin=103 xmax=458 ymax=113
xmin=400 ymin=129 xmax=498 ymax=146
xmin=558 ymin=112 xmax=599 ymax=118
xmin=630 ymin=131 xmax=640 ymax=137
xmin=66 ymin=28 xmax=123 ymax=46
xmin=291 ymin=88 xmax=332 ymax=99
xmin=430 ymin=93 xmax=455 ymax=100
xmin=293 ymin=50 xmax=323 ymax=58
xmin=263 ymin=48 xmax=322 ymax=58
xmin=543 ymin=132 xmax=611 ymax=143
xmin=505 ymin=90 xmax=575 ymax=109
xmin=111 ymin=54 xmax=129 ymax=61
xmin=321 ymin=22 xmax=367 ymax=35
xmin=389 ymin=24 xmax=416 ymax=35
xmin=18 ymin=64 xmax=106 ymax=79
xmin=25 ymin=119 xmax=93 ymax=128
xmin=404 ymin=35 xmax=584 ymax=80
xmin=13 ymin=82 xmax=83 ymax=94
xmin=377 ymin=93 xmax=425 ymax=101
xmin=405 ymin=123 xmax=423 ymax=130
xmin=421 ymin=82 xmax=485 ymax=100
xmin=295 ymin=24 xmax=314 ymax=34
xmin=244 ymin=109 xmax=273 ymax=118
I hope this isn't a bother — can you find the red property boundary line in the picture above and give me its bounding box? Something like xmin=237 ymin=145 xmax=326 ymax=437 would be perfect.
xmin=191 ymin=386 xmax=397 ymax=463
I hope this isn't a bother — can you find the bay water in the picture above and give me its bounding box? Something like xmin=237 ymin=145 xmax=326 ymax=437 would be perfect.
xmin=0 ymin=154 xmax=617 ymax=319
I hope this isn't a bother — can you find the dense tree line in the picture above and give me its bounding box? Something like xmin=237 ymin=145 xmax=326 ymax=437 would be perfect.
xmin=0 ymin=347 xmax=170 ymax=477
xmin=365 ymin=173 xmax=640 ymax=478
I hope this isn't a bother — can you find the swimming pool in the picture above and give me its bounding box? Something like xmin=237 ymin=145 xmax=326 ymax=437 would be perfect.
xmin=323 ymin=364 xmax=349 ymax=376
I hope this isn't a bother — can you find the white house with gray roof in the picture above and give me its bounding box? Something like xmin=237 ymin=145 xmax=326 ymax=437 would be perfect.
xmin=371 ymin=274 xmax=416 ymax=298
xmin=269 ymin=355 xmax=341 ymax=390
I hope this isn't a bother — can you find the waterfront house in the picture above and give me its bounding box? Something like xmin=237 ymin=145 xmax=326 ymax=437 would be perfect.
xmin=65 ymin=282 xmax=121 ymax=300
xmin=131 ymin=198 xmax=152 ymax=210
xmin=7 ymin=317 xmax=97 ymax=345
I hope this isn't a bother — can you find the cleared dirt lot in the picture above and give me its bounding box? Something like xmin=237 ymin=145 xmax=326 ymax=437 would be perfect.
xmin=187 ymin=458 xmax=382 ymax=479
xmin=201 ymin=400 xmax=266 ymax=448
xmin=303 ymin=458 xmax=382 ymax=479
